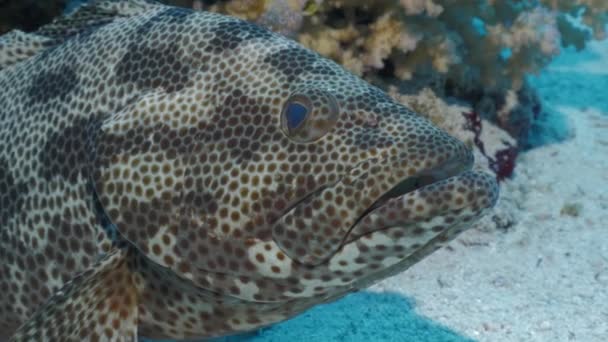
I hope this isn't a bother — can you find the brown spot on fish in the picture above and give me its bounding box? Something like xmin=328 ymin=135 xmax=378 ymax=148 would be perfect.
xmin=27 ymin=63 xmax=78 ymax=104
xmin=40 ymin=117 xmax=98 ymax=182
xmin=115 ymin=41 xmax=192 ymax=93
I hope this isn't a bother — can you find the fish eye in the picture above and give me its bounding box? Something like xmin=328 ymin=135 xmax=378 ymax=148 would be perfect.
xmin=281 ymin=89 xmax=339 ymax=143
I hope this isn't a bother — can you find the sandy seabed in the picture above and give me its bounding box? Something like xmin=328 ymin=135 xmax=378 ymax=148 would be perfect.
xmin=372 ymin=39 xmax=608 ymax=342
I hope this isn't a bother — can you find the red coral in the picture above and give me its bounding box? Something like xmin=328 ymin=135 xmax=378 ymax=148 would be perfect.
xmin=463 ymin=111 xmax=483 ymax=150
xmin=463 ymin=111 xmax=517 ymax=181
xmin=491 ymin=146 xmax=517 ymax=181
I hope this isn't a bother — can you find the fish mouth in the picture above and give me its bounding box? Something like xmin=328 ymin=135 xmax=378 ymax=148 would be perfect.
xmin=345 ymin=151 xmax=498 ymax=242
xmin=359 ymin=155 xmax=473 ymax=220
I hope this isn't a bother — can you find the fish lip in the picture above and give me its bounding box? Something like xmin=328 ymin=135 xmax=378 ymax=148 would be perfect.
xmin=351 ymin=152 xmax=474 ymax=227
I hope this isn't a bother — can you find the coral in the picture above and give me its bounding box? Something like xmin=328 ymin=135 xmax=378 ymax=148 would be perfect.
xmin=177 ymin=0 xmax=315 ymax=36
xmin=399 ymin=0 xmax=443 ymax=17
xmin=256 ymin=0 xmax=312 ymax=36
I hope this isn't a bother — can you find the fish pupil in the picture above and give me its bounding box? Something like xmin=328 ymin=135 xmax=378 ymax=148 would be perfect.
xmin=285 ymin=102 xmax=308 ymax=130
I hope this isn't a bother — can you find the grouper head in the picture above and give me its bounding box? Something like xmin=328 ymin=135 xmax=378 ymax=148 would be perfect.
xmin=91 ymin=5 xmax=499 ymax=332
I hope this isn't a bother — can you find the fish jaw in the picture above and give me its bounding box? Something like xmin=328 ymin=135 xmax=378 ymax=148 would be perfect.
xmin=319 ymin=169 xmax=499 ymax=290
xmin=346 ymin=168 xmax=499 ymax=244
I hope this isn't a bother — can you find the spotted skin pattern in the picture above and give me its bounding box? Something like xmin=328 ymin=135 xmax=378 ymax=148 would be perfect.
xmin=0 ymin=0 xmax=499 ymax=340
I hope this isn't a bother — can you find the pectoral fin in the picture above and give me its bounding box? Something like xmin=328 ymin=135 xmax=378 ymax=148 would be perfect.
xmin=9 ymin=249 xmax=140 ymax=341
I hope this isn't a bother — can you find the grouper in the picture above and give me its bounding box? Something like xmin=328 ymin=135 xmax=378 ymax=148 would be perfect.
xmin=0 ymin=0 xmax=499 ymax=340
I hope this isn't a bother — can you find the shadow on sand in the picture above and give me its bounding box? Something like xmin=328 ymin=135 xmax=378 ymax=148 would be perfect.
xmin=210 ymin=291 xmax=474 ymax=342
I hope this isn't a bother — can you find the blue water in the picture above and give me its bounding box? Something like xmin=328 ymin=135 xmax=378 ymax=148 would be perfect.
xmin=529 ymin=45 xmax=608 ymax=114
xmin=526 ymin=43 xmax=608 ymax=149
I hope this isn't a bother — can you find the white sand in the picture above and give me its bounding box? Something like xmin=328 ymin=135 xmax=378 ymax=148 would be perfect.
xmin=372 ymin=40 xmax=608 ymax=341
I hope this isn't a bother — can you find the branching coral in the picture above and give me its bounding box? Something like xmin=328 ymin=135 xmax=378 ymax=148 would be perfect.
xmin=399 ymin=0 xmax=443 ymax=17
xmin=195 ymin=0 xmax=316 ymax=36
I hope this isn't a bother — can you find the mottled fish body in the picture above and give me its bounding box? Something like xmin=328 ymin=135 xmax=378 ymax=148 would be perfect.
xmin=0 ymin=0 xmax=498 ymax=340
